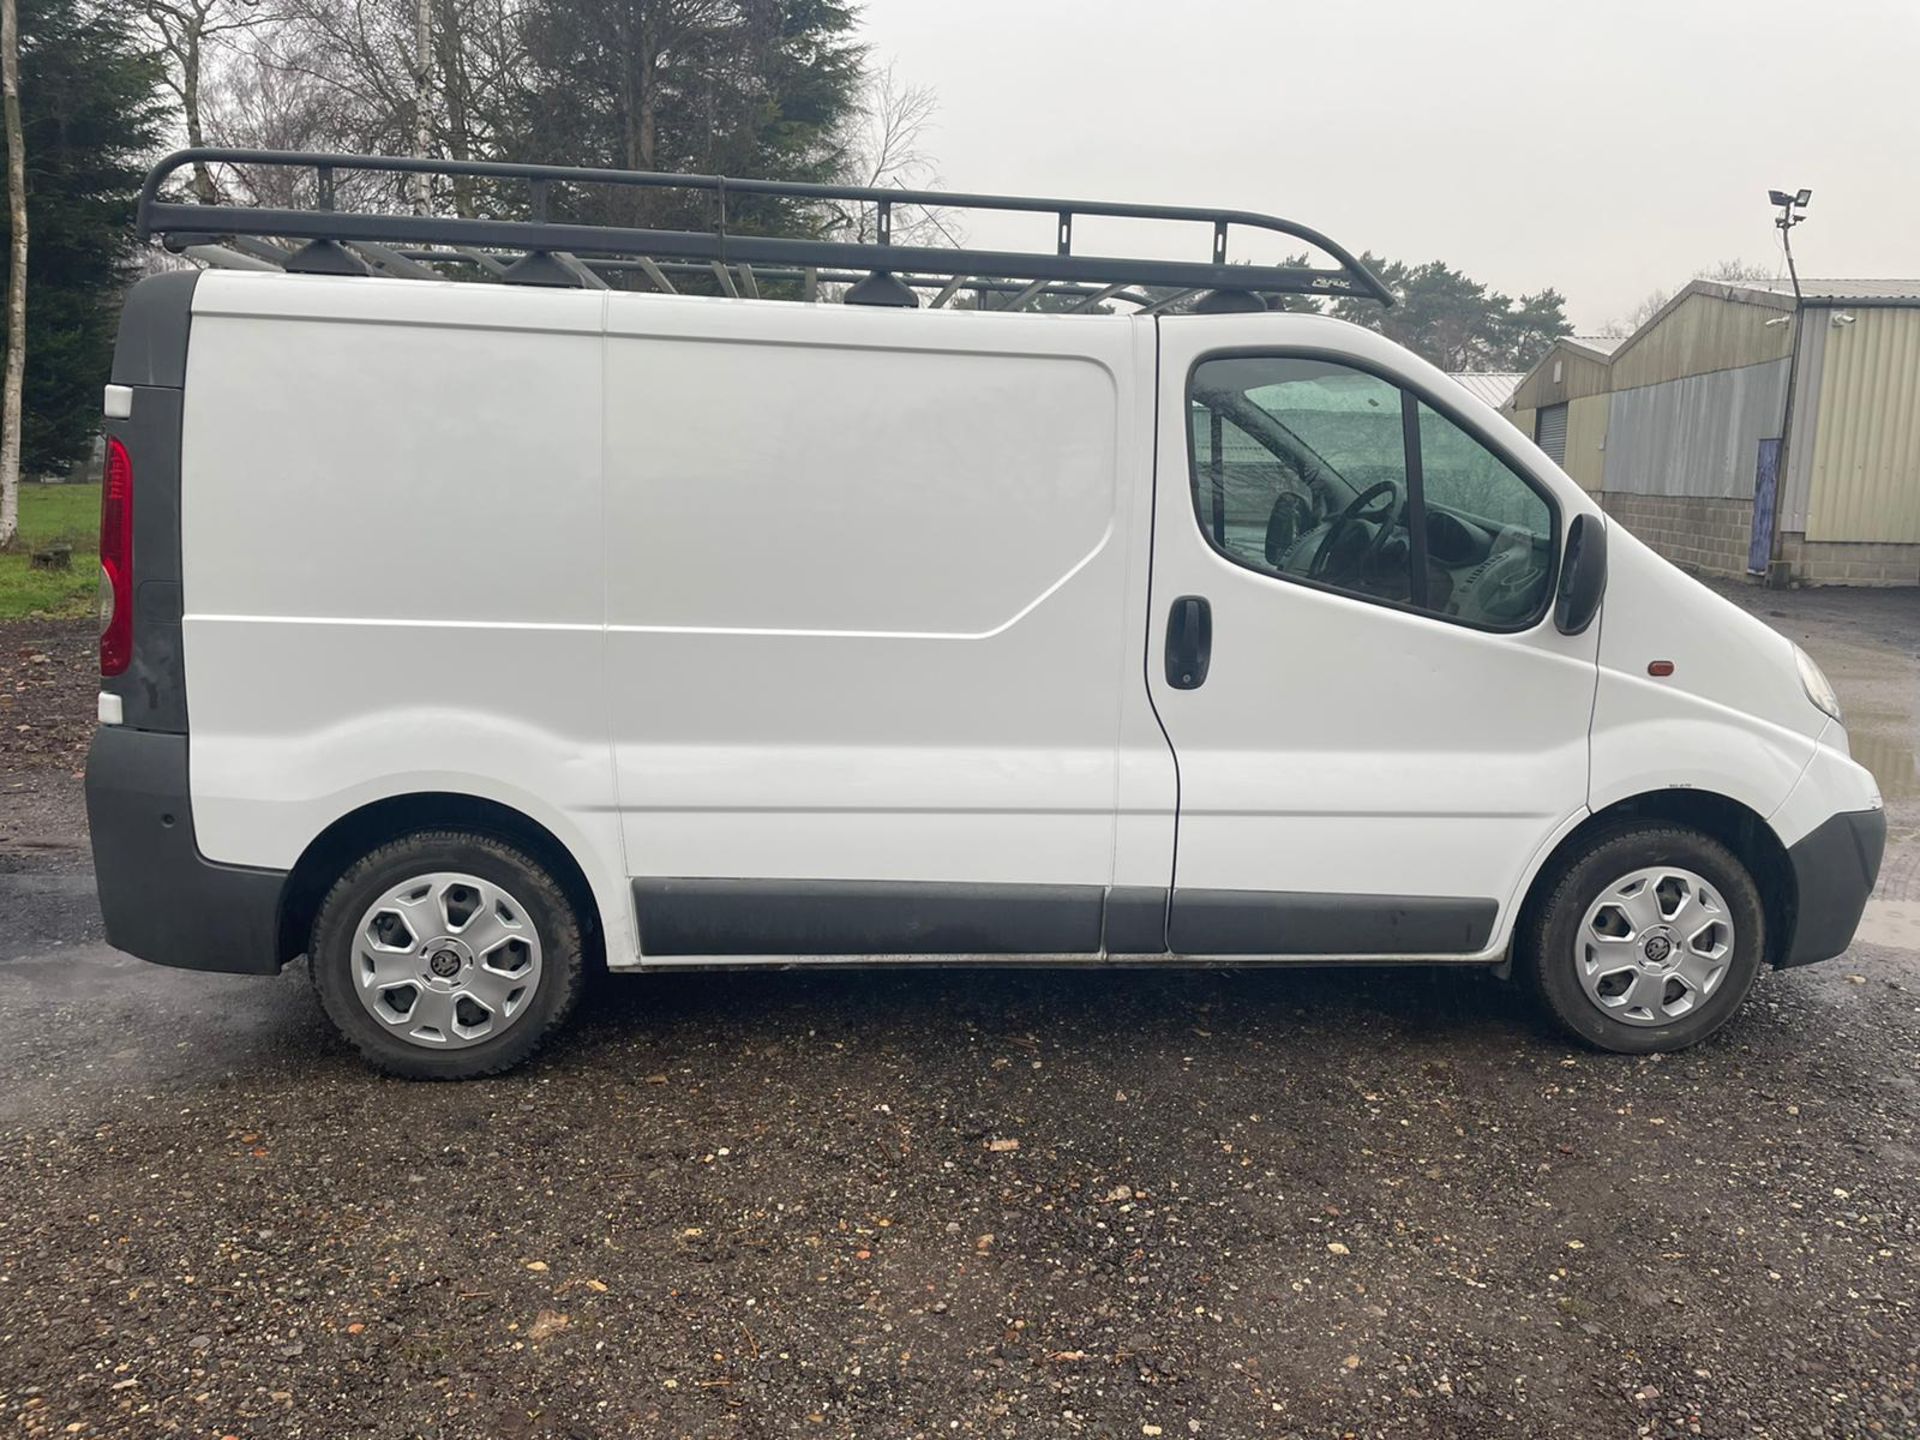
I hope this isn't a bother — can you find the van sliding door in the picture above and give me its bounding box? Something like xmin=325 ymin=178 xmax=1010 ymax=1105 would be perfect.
xmin=602 ymin=297 xmax=1163 ymax=958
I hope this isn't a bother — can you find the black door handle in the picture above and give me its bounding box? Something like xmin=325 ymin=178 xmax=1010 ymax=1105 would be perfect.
xmin=1165 ymin=595 xmax=1212 ymax=689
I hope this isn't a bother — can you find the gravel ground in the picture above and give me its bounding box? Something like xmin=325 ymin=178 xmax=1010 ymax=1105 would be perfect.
xmin=1 ymin=586 xmax=1917 ymax=1440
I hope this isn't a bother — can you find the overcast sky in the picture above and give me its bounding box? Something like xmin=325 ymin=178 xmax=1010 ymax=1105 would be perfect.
xmin=857 ymin=0 xmax=1920 ymax=333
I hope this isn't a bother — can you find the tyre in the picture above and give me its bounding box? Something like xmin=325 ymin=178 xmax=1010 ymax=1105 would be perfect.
xmin=1522 ymin=822 xmax=1765 ymax=1054
xmin=308 ymin=830 xmax=585 ymax=1079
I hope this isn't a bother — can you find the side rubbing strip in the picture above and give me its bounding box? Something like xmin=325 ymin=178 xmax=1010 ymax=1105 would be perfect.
xmin=1103 ymin=886 xmax=1170 ymax=954
xmin=632 ymin=881 xmax=1490 ymax=960
xmin=1169 ymin=890 xmax=1496 ymax=956
xmin=635 ymin=879 xmax=1105 ymax=957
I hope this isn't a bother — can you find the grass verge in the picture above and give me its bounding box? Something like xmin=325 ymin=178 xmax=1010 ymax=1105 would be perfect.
xmin=1 ymin=482 xmax=99 ymax=621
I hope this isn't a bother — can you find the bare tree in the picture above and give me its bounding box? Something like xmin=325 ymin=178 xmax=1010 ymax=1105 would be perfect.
xmin=242 ymin=0 xmax=530 ymax=215
xmin=141 ymin=0 xmax=270 ymax=203
xmin=826 ymin=63 xmax=954 ymax=246
xmin=411 ymin=0 xmax=429 ymax=210
xmin=1699 ymin=257 xmax=1778 ymax=284
xmin=1603 ymin=259 xmax=1784 ymax=337
xmin=428 ymin=0 xmax=531 ymax=212
xmin=0 ymin=0 xmax=23 ymax=549
xmin=201 ymin=26 xmax=349 ymax=204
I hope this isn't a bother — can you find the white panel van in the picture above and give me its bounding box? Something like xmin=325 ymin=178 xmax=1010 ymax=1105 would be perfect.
xmin=86 ymin=154 xmax=1885 ymax=1077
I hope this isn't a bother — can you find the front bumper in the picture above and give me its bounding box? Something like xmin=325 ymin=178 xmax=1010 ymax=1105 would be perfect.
xmin=1780 ymin=807 xmax=1887 ymax=968
xmin=84 ymin=726 xmax=288 ymax=974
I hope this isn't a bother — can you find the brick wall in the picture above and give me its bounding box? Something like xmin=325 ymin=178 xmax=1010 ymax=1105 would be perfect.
xmin=1776 ymin=534 xmax=1920 ymax=587
xmin=1595 ymin=492 xmax=1920 ymax=586
xmin=1597 ymin=492 xmax=1756 ymax=579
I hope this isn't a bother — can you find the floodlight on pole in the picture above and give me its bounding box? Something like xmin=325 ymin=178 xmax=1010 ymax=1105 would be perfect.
xmin=1769 ymin=187 xmax=1810 ymax=305
xmin=1761 ymin=186 xmax=1813 ymax=579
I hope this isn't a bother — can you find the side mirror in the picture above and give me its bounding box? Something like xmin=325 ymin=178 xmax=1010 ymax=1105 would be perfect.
xmin=1554 ymin=512 xmax=1607 ymax=636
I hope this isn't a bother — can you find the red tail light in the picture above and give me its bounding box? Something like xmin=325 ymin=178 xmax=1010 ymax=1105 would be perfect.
xmin=100 ymin=437 xmax=134 ymax=677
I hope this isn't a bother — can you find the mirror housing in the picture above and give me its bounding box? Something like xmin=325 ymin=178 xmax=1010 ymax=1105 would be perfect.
xmin=1554 ymin=512 xmax=1607 ymax=635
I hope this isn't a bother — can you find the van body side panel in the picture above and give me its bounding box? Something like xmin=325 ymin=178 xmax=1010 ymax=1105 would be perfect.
xmin=177 ymin=274 xmax=631 ymax=960
xmin=1589 ymin=527 xmax=1819 ymax=824
xmin=604 ymin=298 xmax=1140 ymax=954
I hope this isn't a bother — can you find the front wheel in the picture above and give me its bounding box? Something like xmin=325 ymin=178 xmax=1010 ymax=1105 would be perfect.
xmin=309 ymin=831 xmax=585 ymax=1079
xmin=1522 ymin=823 xmax=1766 ymax=1053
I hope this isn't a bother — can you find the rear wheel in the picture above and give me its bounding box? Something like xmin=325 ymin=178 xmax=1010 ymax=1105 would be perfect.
xmin=309 ymin=830 xmax=584 ymax=1079
xmin=1523 ymin=822 xmax=1765 ymax=1053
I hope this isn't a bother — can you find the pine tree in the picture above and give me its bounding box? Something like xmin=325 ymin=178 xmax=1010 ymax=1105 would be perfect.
xmin=0 ymin=0 xmax=164 ymax=482
xmin=515 ymin=0 xmax=863 ymax=239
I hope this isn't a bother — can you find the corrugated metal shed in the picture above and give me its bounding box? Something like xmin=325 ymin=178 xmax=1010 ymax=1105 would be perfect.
xmin=1730 ymin=279 xmax=1920 ymax=304
xmin=1609 ymin=289 xmax=1793 ymax=390
xmin=1565 ymin=335 xmax=1627 ymax=360
xmin=1562 ymin=394 xmax=1609 ymax=492
xmin=1505 ymin=276 xmax=1920 ymax=575
xmin=1447 ymin=372 xmax=1525 ymax=409
xmin=1602 ymin=359 xmax=1791 ymax=499
xmin=1806 ymin=306 xmax=1920 ymax=542
xmin=1779 ymin=316 xmax=1825 ymax=533
xmin=1508 ymin=337 xmax=1617 ymax=411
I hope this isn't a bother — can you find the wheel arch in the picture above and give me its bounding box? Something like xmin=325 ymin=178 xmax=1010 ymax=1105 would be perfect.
xmin=275 ymin=792 xmax=606 ymax=969
xmin=1518 ymin=789 xmax=1797 ymax=969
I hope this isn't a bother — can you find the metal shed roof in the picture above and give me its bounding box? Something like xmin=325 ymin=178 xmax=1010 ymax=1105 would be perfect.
xmin=1722 ymin=278 xmax=1920 ymax=306
xmin=1447 ymin=372 xmax=1526 ymax=408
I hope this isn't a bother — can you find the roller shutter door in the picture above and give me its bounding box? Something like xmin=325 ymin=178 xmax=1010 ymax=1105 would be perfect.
xmin=1535 ymin=403 xmax=1569 ymax=466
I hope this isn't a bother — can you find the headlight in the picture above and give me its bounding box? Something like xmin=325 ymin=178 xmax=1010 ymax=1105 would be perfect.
xmin=1794 ymin=644 xmax=1842 ymax=723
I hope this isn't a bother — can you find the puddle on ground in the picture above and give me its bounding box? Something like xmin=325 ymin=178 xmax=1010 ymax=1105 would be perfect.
xmin=1845 ymin=718 xmax=1919 ymax=801
xmin=1855 ymin=900 xmax=1920 ymax=953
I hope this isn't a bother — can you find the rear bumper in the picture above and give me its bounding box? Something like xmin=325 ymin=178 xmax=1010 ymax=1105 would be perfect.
xmin=1780 ymin=807 xmax=1887 ymax=968
xmin=84 ymin=725 xmax=287 ymax=975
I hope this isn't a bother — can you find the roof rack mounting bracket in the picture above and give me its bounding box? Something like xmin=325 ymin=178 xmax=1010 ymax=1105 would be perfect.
xmin=501 ymin=250 xmax=585 ymax=288
xmin=284 ymin=238 xmax=369 ymax=276
xmin=1193 ymin=288 xmax=1266 ymax=315
xmin=844 ymin=269 xmax=919 ymax=308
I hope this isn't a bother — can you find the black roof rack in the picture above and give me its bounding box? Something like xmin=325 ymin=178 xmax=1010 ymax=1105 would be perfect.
xmin=138 ymin=148 xmax=1394 ymax=311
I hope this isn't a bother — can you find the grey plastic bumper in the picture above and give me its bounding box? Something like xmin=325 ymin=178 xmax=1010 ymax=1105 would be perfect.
xmin=1780 ymin=807 xmax=1887 ymax=968
xmin=84 ymin=726 xmax=287 ymax=975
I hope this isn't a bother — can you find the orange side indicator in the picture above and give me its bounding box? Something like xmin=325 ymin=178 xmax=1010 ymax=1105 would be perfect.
xmin=1648 ymin=660 xmax=1675 ymax=677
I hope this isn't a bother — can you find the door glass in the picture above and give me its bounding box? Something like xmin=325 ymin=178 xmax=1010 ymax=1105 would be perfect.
xmin=1189 ymin=357 xmax=1414 ymax=606
xmin=1416 ymin=403 xmax=1554 ymax=627
xmin=1188 ymin=356 xmax=1556 ymax=630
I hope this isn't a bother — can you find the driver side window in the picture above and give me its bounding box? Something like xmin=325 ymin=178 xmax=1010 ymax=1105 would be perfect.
xmin=1188 ymin=355 xmax=1555 ymax=630
xmin=1191 ymin=358 xmax=1415 ymax=606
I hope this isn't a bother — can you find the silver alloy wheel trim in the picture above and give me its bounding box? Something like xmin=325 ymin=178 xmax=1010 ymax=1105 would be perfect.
xmin=1576 ymin=864 xmax=1734 ymax=1027
xmin=350 ymin=871 xmax=544 ymax=1049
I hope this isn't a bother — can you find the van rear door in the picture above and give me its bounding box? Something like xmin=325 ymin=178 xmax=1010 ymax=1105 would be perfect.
xmin=1145 ymin=317 xmax=1600 ymax=957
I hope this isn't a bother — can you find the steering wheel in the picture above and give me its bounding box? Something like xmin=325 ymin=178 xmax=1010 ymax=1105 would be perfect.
xmin=1308 ymin=480 xmax=1404 ymax=582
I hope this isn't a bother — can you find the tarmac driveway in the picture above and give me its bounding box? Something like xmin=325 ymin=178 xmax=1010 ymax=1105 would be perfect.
xmin=1 ymin=584 xmax=1916 ymax=1439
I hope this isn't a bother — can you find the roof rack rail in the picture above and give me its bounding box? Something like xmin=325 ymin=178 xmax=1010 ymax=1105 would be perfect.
xmin=138 ymin=148 xmax=1394 ymax=311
